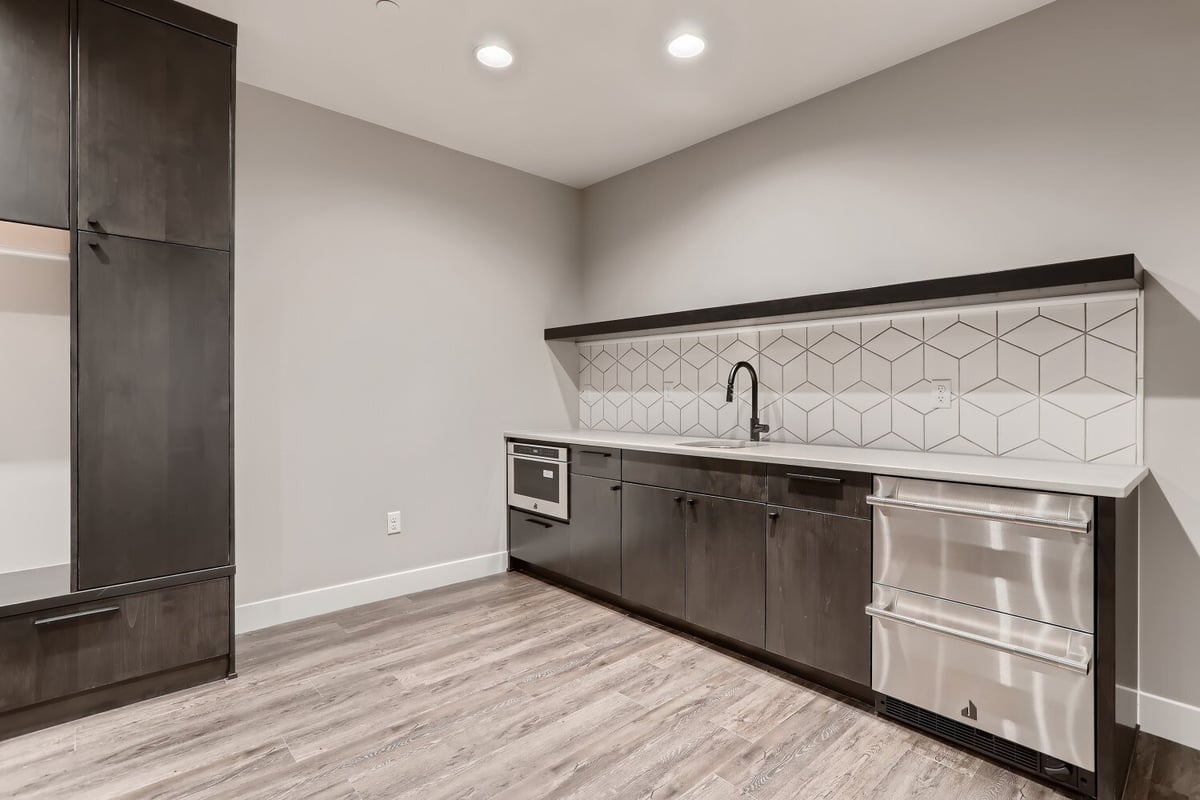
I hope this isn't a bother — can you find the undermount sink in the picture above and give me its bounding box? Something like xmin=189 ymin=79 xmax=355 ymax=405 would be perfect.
xmin=676 ymin=439 xmax=767 ymax=449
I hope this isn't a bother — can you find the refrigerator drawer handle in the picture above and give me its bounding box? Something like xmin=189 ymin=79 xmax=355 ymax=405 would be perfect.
xmin=864 ymin=495 xmax=1091 ymax=534
xmin=865 ymin=604 xmax=1092 ymax=675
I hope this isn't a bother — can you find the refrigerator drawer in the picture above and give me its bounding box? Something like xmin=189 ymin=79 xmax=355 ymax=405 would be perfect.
xmin=870 ymin=476 xmax=1094 ymax=632
xmin=869 ymin=585 xmax=1095 ymax=771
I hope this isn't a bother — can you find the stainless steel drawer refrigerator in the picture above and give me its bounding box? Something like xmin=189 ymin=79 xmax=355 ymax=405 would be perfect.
xmin=866 ymin=476 xmax=1140 ymax=799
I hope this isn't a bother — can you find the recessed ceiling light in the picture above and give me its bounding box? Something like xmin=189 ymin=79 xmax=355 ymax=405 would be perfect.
xmin=667 ymin=33 xmax=706 ymax=59
xmin=375 ymin=0 xmax=399 ymax=13
xmin=475 ymin=44 xmax=514 ymax=69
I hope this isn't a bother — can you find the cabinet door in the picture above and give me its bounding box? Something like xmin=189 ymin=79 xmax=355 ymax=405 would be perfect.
xmin=509 ymin=510 xmax=569 ymax=576
xmin=766 ymin=506 xmax=871 ymax=684
xmin=0 ymin=0 xmax=69 ymax=228
xmin=621 ymin=483 xmax=685 ymax=619
xmin=78 ymin=0 xmax=232 ymax=250
xmin=569 ymin=475 xmax=621 ymax=595
xmin=685 ymin=495 xmax=766 ymax=648
xmin=77 ymin=233 xmax=231 ymax=589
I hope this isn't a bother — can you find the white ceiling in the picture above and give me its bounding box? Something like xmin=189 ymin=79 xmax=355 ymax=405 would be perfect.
xmin=185 ymin=0 xmax=1054 ymax=187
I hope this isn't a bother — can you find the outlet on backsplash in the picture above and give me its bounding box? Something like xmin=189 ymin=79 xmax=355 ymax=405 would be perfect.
xmin=931 ymin=379 xmax=953 ymax=409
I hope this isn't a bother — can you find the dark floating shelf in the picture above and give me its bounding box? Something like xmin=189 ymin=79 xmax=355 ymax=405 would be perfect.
xmin=545 ymin=254 xmax=1142 ymax=341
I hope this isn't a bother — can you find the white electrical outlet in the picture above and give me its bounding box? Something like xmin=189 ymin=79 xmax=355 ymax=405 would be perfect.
xmin=387 ymin=511 xmax=402 ymax=535
xmin=931 ymin=379 xmax=953 ymax=409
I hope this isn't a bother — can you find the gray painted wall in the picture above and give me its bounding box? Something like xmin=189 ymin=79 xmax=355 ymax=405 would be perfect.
xmin=234 ymin=85 xmax=580 ymax=607
xmin=581 ymin=0 xmax=1200 ymax=719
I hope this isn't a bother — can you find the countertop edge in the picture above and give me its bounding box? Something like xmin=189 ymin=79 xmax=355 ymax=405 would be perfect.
xmin=504 ymin=430 xmax=1148 ymax=499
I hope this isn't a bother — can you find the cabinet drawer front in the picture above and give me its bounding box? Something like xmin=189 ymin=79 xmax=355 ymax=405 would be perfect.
xmin=0 ymin=579 xmax=229 ymax=713
xmin=508 ymin=509 xmax=570 ymax=576
xmin=571 ymin=446 xmax=621 ymax=480
xmin=766 ymin=465 xmax=871 ymax=518
xmin=623 ymin=451 xmax=765 ymax=502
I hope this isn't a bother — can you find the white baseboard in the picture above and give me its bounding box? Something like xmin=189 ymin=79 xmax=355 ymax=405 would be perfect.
xmin=1140 ymin=690 xmax=1200 ymax=751
xmin=235 ymin=551 xmax=508 ymax=634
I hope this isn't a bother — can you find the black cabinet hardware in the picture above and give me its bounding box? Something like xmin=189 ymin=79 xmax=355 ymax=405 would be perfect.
xmin=686 ymin=498 xmax=697 ymax=506
xmin=768 ymin=512 xmax=780 ymax=520
xmin=33 ymin=606 xmax=120 ymax=627
xmin=582 ymin=450 xmax=612 ymax=457
xmin=674 ymin=496 xmax=684 ymax=503
xmin=526 ymin=518 xmax=553 ymax=529
xmin=786 ymin=473 xmax=843 ymax=485
xmin=611 ymin=485 xmax=622 ymax=491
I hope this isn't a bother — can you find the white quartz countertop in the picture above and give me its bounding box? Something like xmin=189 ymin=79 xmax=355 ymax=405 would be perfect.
xmin=504 ymin=429 xmax=1148 ymax=498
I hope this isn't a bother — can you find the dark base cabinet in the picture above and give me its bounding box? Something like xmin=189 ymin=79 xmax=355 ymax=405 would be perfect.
xmin=766 ymin=506 xmax=871 ymax=684
xmin=620 ymin=483 xmax=686 ymax=619
xmin=0 ymin=578 xmax=230 ymax=739
xmin=685 ymin=495 xmax=766 ymax=648
xmin=569 ymin=475 xmax=622 ymax=595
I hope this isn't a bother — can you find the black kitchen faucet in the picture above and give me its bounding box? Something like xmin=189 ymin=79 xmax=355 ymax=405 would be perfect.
xmin=726 ymin=361 xmax=770 ymax=441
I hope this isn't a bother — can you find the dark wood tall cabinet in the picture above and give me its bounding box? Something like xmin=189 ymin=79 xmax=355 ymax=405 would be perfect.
xmin=77 ymin=0 xmax=232 ymax=249
xmin=0 ymin=0 xmax=71 ymax=228
xmin=0 ymin=0 xmax=236 ymax=741
xmin=76 ymin=234 xmax=231 ymax=589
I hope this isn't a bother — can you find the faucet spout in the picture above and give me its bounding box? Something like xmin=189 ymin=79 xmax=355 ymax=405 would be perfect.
xmin=725 ymin=361 xmax=770 ymax=442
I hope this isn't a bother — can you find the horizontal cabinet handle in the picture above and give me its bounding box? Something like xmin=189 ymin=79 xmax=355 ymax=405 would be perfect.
xmin=865 ymin=495 xmax=1091 ymax=534
xmin=34 ymin=606 xmax=120 ymax=627
xmin=865 ymin=603 xmax=1092 ymax=674
xmin=785 ymin=473 xmax=842 ymax=485
xmin=525 ymin=518 xmax=553 ymax=529
xmin=580 ymin=450 xmax=612 ymax=457
xmin=610 ymin=485 xmax=622 ymax=491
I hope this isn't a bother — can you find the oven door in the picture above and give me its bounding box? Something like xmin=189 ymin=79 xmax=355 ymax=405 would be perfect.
xmin=508 ymin=454 xmax=569 ymax=521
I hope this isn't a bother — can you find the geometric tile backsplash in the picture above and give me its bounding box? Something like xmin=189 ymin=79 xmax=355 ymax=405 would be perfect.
xmin=578 ymin=293 xmax=1142 ymax=464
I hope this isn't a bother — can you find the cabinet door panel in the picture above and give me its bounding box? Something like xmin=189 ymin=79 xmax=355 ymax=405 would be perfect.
xmin=621 ymin=483 xmax=685 ymax=619
xmin=766 ymin=507 xmax=871 ymax=684
xmin=685 ymin=495 xmax=766 ymax=648
xmin=77 ymin=233 xmax=231 ymax=589
xmin=78 ymin=0 xmax=232 ymax=250
xmin=0 ymin=0 xmax=70 ymax=228
xmin=569 ymin=475 xmax=621 ymax=595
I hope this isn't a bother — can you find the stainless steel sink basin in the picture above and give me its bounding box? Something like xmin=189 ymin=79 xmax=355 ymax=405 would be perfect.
xmin=676 ymin=439 xmax=767 ymax=449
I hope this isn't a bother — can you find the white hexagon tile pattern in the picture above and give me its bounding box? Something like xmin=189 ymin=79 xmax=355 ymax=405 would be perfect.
xmin=578 ymin=294 xmax=1142 ymax=464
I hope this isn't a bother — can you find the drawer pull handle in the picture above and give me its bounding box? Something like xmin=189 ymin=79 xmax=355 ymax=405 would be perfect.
xmin=525 ymin=518 xmax=553 ymax=529
xmin=610 ymin=485 xmax=622 ymax=491
xmin=785 ymin=473 xmax=842 ymax=485
xmin=581 ymin=450 xmax=612 ymax=458
xmin=864 ymin=603 xmax=1092 ymax=674
xmin=865 ymin=495 xmax=1091 ymax=534
xmin=768 ymin=512 xmax=780 ymax=520
xmin=34 ymin=606 xmax=121 ymax=627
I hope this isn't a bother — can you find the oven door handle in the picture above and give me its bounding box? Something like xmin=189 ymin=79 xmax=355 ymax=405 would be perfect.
xmin=865 ymin=603 xmax=1092 ymax=675
xmin=865 ymin=495 xmax=1091 ymax=534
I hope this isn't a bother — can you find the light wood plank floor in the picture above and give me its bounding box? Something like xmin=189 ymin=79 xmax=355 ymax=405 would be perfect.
xmin=0 ymin=572 xmax=1194 ymax=799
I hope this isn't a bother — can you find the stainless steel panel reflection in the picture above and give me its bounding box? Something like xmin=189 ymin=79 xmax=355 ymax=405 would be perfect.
xmin=870 ymin=585 xmax=1095 ymax=771
xmin=872 ymin=476 xmax=1094 ymax=632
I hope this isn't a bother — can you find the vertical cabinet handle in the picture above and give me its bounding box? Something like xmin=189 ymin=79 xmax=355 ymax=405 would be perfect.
xmin=673 ymin=496 xmax=684 ymax=503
